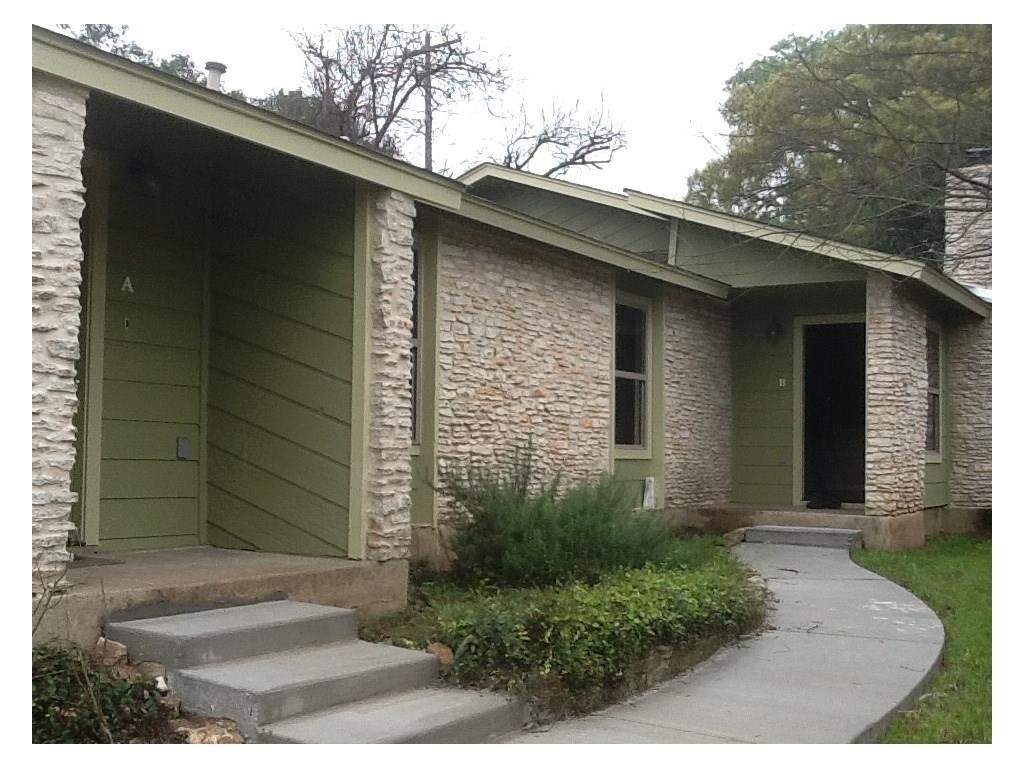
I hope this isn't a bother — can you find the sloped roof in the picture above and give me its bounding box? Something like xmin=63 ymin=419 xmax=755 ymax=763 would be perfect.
xmin=461 ymin=163 xmax=991 ymax=317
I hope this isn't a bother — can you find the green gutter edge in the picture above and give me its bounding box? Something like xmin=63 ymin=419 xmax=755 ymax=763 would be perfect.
xmin=32 ymin=26 xmax=464 ymax=212
xmin=460 ymin=196 xmax=730 ymax=299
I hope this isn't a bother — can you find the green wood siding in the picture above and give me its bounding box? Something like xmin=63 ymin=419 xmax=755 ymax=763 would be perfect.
xmin=205 ymin=178 xmax=355 ymax=557
xmin=97 ymin=156 xmax=204 ymax=548
xmin=731 ymin=284 xmax=865 ymax=506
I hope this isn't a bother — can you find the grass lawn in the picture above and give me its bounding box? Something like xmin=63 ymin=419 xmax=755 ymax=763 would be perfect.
xmin=853 ymin=534 xmax=991 ymax=743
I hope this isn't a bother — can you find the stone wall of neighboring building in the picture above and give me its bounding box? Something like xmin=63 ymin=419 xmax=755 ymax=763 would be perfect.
xmin=434 ymin=218 xmax=615 ymax=516
xmin=364 ymin=189 xmax=416 ymax=561
xmin=946 ymin=315 xmax=992 ymax=510
xmin=662 ymin=288 xmax=732 ymax=509
xmin=944 ymin=161 xmax=992 ymax=289
xmin=864 ymin=272 xmax=928 ymax=519
xmin=32 ymin=74 xmax=89 ymax=589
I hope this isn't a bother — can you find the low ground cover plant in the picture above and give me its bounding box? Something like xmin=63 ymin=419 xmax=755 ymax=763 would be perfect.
xmin=364 ymin=447 xmax=767 ymax=714
xmin=32 ymin=643 xmax=173 ymax=743
xmin=853 ymin=534 xmax=991 ymax=743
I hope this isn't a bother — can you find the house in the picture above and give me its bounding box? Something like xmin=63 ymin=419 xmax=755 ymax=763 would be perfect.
xmin=31 ymin=27 xmax=991 ymax=631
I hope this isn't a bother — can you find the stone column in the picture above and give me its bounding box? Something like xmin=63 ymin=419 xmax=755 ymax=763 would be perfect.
xmin=947 ymin=316 xmax=992 ymax=510
xmin=864 ymin=273 xmax=927 ymax=545
xmin=363 ymin=189 xmax=416 ymax=561
xmin=32 ymin=75 xmax=89 ymax=589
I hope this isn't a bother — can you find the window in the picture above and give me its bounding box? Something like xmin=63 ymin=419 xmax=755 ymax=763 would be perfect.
xmin=926 ymin=327 xmax=941 ymax=454
xmin=614 ymin=299 xmax=649 ymax=447
xmin=411 ymin=247 xmax=421 ymax=444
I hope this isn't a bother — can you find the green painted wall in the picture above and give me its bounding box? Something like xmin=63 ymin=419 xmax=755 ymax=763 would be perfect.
xmin=205 ymin=167 xmax=356 ymax=557
xmin=97 ymin=155 xmax=204 ymax=549
xmin=731 ymin=284 xmax=865 ymax=506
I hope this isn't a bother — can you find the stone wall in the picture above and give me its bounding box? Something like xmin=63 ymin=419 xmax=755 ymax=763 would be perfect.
xmin=364 ymin=189 xmax=416 ymax=561
xmin=946 ymin=315 xmax=992 ymax=509
xmin=944 ymin=162 xmax=992 ymax=288
xmin=435 ymin=218 xmax=614 ymax=516
xmin=864 ymin=272 xmax=927 ymax=518
xmin=32 ymin=75 xmax=89 ymax=588
xmin=663 ymin=288 xmax=732 ymax=509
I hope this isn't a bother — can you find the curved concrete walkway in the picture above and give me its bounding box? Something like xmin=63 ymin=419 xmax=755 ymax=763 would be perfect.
xmin=508 ymin=543 xmax=945 ymax=744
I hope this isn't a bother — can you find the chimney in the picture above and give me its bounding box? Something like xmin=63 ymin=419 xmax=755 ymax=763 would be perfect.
xmin=944 ymin=148 xmax=992 ymax=289
xmin=204 ymin=61 xmax=227 ymax=91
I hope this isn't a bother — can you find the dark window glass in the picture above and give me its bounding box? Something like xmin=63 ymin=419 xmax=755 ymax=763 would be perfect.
xmin=925 ymin=329 xmax=940 ymax=452
xmin=615 ymin=378 xmax=645 ymax=446
xmin=926 ymin=392 xmax=940 ymax=452
xmin=615 ymin=304 xmax=646 ymax=374
xmin=927 ymin=329 xmax=940 ymax=391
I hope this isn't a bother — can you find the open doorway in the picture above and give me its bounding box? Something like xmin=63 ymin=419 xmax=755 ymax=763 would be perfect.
xmin=802 ymin=322 xmax=865 ymax=507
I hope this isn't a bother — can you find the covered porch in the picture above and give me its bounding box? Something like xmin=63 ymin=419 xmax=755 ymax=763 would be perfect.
xmin=72 ymin=93 xmax=361 ymax=557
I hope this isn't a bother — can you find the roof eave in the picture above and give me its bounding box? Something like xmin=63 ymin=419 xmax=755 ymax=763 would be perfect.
xmin=32 ymin=26 xmax=464 ymax=212
xmin=625 ymin=190 xmax=990 ymax=317
xmin=459 ymin=196 xmax=730 ymax=299
xmin=459 ymin=163 xmax=664 ymax=220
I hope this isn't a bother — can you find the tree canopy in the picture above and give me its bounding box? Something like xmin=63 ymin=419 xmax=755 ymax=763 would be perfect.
xmin=686 ymin=25 xmax=991 ymax=263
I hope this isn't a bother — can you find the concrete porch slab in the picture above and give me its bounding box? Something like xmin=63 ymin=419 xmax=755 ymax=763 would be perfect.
xmin=32 ymin=546 xmax=408 ymax=649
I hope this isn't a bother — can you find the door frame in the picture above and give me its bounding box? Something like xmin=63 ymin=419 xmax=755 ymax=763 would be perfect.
xmin=791 ymin=313 xmax=865 ymax=506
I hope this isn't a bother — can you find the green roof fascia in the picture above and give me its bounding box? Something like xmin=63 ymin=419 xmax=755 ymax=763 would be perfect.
xmin=459 ymin=196 xmax=730 ymax=299
xmin=625 ymin=189 xmax=990 ymax=318
xmin=32 ymin=26 xmax=463 ymax=212
xmin=459 ymin=163 xmax=664 ymax=220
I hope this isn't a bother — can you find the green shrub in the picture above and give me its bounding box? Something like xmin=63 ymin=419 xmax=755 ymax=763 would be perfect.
xmin=361 ymin=551 xmax=766 ymax=712
xmin=438 ymin=562 xmax=763 ymax=697
xmin=32 ymin=643 xmax=169 ymax=743
xmin=441 ymin=447 xmax=701 ymax=586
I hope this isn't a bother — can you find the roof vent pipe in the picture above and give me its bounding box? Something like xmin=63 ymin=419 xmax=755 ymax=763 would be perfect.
xmin=204 ymin=61 xmax=226 ymax=91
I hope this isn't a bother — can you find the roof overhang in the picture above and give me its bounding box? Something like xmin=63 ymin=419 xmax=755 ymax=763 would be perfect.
xmin=625 ymin=189 xmax=990 ymax=318
xmin=460 ymin=163 xmax=664 ymax=220
xmin=32 ymin=26 xmax=464 ymax=212
xmin=458 ymin=196 xmax=731 ymax=299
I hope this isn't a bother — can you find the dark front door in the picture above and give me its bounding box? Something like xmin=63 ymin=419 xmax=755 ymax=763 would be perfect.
xmin=803 ymin=323 xmax=865 ymax=507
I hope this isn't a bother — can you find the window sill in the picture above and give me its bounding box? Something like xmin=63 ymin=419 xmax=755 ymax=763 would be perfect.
xmin=614 ymin=446 xmax=653 ymax=461
xmin=926 ymin=451 xmax=942 ymax=465
xmin=410 ymin=444 xmax=422 ymax=457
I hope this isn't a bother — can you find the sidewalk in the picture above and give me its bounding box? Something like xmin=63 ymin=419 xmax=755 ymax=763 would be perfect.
xmin=507 ymin=543 xmax=945 ymax=743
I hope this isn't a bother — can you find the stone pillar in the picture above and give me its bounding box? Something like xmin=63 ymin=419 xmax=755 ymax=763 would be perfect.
xmin=947 ymin=316 xmax=992 ymax=510
xmin=663 ymin=290 xmax=732 ymax=509
xmin=32 ymin=74 xmax=89 ymax=589
xmin=864 ymin=273 xmax=927 ymax=545
xmin=364 ymin=189 xmax=416 ymax=561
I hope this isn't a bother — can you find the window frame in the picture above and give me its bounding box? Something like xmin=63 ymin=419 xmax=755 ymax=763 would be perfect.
xmin=613 ymin=292 xmax=653 ymax=455
xmin=925 ymin=322 xmax=943 ymax=461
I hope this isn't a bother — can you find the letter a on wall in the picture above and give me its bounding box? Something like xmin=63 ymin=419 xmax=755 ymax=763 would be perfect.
xmin=121 ymin=276 xmax=134 ymax=294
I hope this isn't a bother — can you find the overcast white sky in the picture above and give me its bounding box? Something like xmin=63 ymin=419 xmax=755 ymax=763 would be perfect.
xmin=41 ymin=10 xmax=860 ymax=199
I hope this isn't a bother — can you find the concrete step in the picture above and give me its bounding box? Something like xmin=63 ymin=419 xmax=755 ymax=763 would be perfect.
xmin=106 ymin=600 xmax=357 ymax=668
xmin=170 ymin=640 xmax=440 ymax=739
xmin=259 ymin=687 xmax=528 ymax=744
xmin=744 ymin=525 xmax=863 ymax=550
